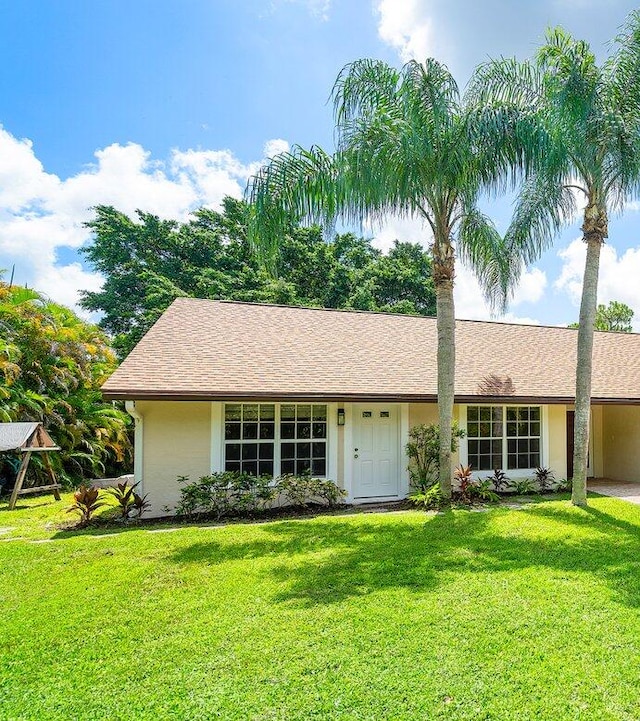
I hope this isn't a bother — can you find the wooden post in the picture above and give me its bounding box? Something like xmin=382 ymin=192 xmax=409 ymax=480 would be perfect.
xmin=8 ymin=451 xmax=32 ymax=510
xmin=42 ymin=452 xmax=61 ymax=501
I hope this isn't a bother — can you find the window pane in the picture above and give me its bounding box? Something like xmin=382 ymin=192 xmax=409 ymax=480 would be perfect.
xmin=468 ymin=440 xmax=480 ymax=455
xmin=259 ymin=460 xmax=274 ymax=477
xmin=517 ymin=454 xmax=529 ymax=469
xmin=297 ymin=443 xmax=311 ymax=459
xmin=506 ymin=423 xmax=517 ymax=436
xmin=479 ymin=407 xmax=491 ymax=421
xmin=312 ymin=442 xmax=326 ymax=459
xmin=492 ymin=407 xmax=503 ymax=421
xmin=530 ymin=422 xmax=540 ymax=437
xmin=478 ymin=455 xmax=492 ymax=470
xmin=480 ymin=440 xmax=490 ymax=454
xmin=281 ymin=404 xmax=296 ymax=421
xmin=492 ymin=422 xmax=503 ymax=437
xmin=530 ymin=407 xmax=540 ymax=421
xmin=243 ymin=423 xmax=258 ymax=440
xmin=312 ymin=422 xmax=326 ymax=439
xmin=281 ymin=443 xmax=295 ymax=459
xmin=281 ymin=423 xmax=295 ymax=439
xmin=225 ymin=404 xmax=241 ymax=421
xmin=281 ymin=459 xmax=295 ymax=474
xmin=508 ymin=454 xmax=517 ymax=468
xmin=259 ymin=423 xmax=275 ymax=440
xmin=225 ymin=423 xmax=241 ymax=440
xmin=492 ymin=439 xmax=502 ymax=455
xmin=518 ymin=439 xmax=529 ymax=453
xmin=531 ymin=452 xmax=540 ymax=467
xmin=259 ymin=443 xmax=274 ymax=460
xmin=243 ymin=460 xmax=258 ymax=476
xmin=312 ymin=458 xmax=326 ymax=476
xmin=297 ymin=459 xmax=311 ymax=474
xmin=297 ymin=405 xmax=312 ymax=421
xmin=479 ymin=422 xmax=491 ymax=437
xmin=506 ymin=408 xmax=517 ymax=422
xmin=260 ymin=404 xmax=275 ymax=421
xmin=226 ymin=443 xmax=241 ymax=461
xmin=518 ymin=422 xmax=528 ymax=436
xmin=467 ymin=407 xmax=479 ymax=421
xmin=225 ymin=461 xmax=241 ymax=472
xmin=467 ymin=422 xmax=479 ymax=437
xmin=531 ymin=438 xmax=540 ymax=453
xmin=313 ymin=405 xmax=327 ymax=421
xmin=242 ymin=444 xmax=258 ymax=461
xmin=297 ymin=422 xmax=311 ymax=439
xmin=243 ymin=405 xmax=259 ymax=421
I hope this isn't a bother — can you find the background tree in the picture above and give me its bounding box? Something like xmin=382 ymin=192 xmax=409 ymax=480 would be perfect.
xmin=247 ymin=58 xmax=514 ymax=500
xmin=80 ymin=197 xmax=437 ymax=358
xmin=0 ymin=280 xmax=131 ymax=488
xmin=467 ymin=12 xmax=640 ymax=505
xmin=569 ymin=300 xmax=634 ymax=332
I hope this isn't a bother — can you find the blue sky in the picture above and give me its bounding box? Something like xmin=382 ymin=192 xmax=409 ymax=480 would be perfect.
xmin=1 ymin=0 xmax=639 ymax=326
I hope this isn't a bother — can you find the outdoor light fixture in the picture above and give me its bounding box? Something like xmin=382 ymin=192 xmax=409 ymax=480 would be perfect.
xmin=337 ymin=408 xmax=346 ymax=426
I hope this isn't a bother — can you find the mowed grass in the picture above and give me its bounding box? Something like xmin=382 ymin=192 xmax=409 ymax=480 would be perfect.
xmin=2 ymin=495 xmax=640 ymax=719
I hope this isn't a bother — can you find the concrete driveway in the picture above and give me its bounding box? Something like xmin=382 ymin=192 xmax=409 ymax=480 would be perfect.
xmin=588 ymin=479 xmax=640 ymax=505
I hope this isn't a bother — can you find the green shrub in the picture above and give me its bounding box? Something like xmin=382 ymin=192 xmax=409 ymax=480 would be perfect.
xmin=406 ymin=423 xmax=466 ymax=492
xmin=175 ymin=472 xmax=276 ymax=519
xmin=108 ymin=481 xmax=138 ymax=519
xmin=276 ymin=474 xmax=346 ymax=508
xmin=408 ymin=483 xmax=443 ymax=509
xmin=512 ymin=477 xmax=538 ymax=495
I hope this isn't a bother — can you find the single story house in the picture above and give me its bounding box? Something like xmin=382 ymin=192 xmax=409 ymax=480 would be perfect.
xmin=102 ymin=298 xmax=640 ymax=516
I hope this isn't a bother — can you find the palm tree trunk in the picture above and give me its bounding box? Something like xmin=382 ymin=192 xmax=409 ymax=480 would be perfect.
xmin=433 ymin=236 xmax=456 ymax=500
xmin=572 ymin=204 xmax=607 ymax=507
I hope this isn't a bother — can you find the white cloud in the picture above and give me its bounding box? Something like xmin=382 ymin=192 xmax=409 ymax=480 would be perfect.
xmin=454 ymin=261 xmax=543 ymax=325
xmin=0 ymin=126 xmax=287 ymax=315
xmin=374 ymin=0 xmax=435 ymax=62
xmin=556 ymin=238 xmax=640 ymax=330
xmin=263 ymin=138 xmax=290 ymax=158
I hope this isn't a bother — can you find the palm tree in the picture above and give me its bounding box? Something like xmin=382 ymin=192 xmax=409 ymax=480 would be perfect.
xmin=466 ymin=13 xmax=640 ymax=505
xmin=247 ymin=58 xmax=516 ymax=500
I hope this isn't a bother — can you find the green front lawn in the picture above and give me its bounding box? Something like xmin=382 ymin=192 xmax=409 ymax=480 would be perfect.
xmin=1 ymin=494 xmax=640 ymax=719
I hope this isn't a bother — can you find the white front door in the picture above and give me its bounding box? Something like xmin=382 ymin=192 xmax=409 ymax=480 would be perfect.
xmin=352 ymin=404 xmax=400 ymax=498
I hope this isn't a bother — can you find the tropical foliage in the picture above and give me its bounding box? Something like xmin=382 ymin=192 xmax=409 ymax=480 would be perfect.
xmin=569 ymin=300 xmax=634 ymax=332
xmin=0 ymin=281 xmax=131 ymax=488
xmin=467 ymin=11 xmax=640 ymax=505
xmin=80 ymin=197 xmax=436 ymax=358
xmin=246 ymin=58 xmax=517 ymax=500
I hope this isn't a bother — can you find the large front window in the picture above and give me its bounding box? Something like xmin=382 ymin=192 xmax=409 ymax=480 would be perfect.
xmin=466 ymin=405 xmax=541 ymax=471
xmin=224 ymin=403 xmax=327 ymax=477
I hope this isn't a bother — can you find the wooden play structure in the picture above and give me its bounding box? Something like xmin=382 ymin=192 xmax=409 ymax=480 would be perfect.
xmin=0 ymin=423 xmax=62 ymax=509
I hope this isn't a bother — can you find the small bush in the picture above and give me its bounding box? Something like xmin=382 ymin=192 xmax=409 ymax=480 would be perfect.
xmin=553 ymin=477 xmax=572 ymax=492
xmin=512 ymin=477 xmax=538 ymax=495
xmin=534 ymin=467 xmax=555 ymax=492
xmin=473 ymin=479 xmax=500 ymax=503
xmin=131 ymin=491 xmax=151 ymax=518
xmin=108 ymin=481 xmax=138 ymax=519
xmin=175 ymin=472 xmax=276 ymax=519
xmin=406 ymin=423 xmax=466 ymax=492
xmin=276 ymin=474 xmax=346 ymax=508
xmin=408 ymin=484 xmax=443 ymax=509
xmin=485 ymin=469 xmax=510 ymax=492
xmin=67 ymin=485 xmax=107 ymax=526
xmin=453 ymin=464 xmax=475 ymax=504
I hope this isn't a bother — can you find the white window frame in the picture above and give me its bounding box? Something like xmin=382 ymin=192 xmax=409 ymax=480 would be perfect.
xmin=219 ymin=402 xmax=331 ymax=478
xmin=459 ymin=404 xmax=549 ymax=477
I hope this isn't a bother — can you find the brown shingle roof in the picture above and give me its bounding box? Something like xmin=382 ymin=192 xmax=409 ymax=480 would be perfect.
xmin=101 ymin=298 xmax=640 ymax=404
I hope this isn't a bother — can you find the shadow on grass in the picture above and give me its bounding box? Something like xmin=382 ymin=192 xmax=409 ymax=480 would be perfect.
xmin=168 ymin=501 xmax=640 ymax=609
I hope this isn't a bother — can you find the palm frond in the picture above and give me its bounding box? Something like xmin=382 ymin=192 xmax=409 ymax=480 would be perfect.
xmin=505 ymin=171 xmax=578 ymax=267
